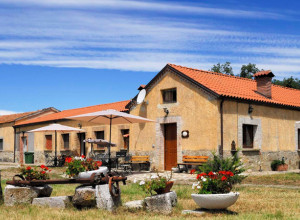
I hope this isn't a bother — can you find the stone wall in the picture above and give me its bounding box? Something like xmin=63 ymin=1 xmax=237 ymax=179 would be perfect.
xmin=0 ymin=151 xmax=14 ymax=162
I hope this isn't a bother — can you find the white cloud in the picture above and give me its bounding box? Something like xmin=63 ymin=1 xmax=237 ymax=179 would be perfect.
xmin=0 ymin=0 xmax=287 ymax=20
xmin=0 ymin=110 xmax=20 ymax=115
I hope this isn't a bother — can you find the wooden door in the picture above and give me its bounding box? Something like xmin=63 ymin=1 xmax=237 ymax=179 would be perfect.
xmin=164 ymin=123 xmax=177 ymax=170
xmin=45 ymin=135 xmax=52 ymax=150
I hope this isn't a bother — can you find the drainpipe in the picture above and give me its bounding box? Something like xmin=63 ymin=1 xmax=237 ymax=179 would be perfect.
xmin=13 ymin=127 xmax=16 ymax=163
xmin=220 ymin=99 xmax=225 ymax=158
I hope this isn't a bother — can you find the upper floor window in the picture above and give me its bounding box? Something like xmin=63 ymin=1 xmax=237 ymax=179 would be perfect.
xmin=95 ymin=131 xmax=105 ymax=148
xmin=62 ymin=134 xmax=69 ymax=149
xmin=162 ymin=88 xmax=177 ymax=103
xmin=0 ymin=138 xmax=3 ymax=151
xmin=243 ymin=124 xmax=254 ymax=148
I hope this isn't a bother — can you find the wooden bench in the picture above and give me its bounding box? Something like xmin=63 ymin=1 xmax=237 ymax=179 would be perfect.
xmin=177 ymin=156 xmax=209 ymax=173
xmin=123 ymin=156 xmax=150 ymax=171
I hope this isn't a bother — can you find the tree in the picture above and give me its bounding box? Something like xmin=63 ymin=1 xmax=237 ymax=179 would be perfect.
xmin=273 ymin=77 xmax=300 ymax=90
xmin=210 ymin=62 xmax=233 ymax=76
xmin=239 ymin=63 xmax=260 ymax=79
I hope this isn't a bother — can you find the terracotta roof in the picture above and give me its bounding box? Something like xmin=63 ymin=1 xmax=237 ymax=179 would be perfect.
xmin=16 ymin=100 xmax=130 ymax=126
xmin=138 ymin=85 xmax=146 ymax=90
xmin=0 ymin=111 xmax=37 ymax=124
xmin=253 ymin=70 xmax=274 ymax=78
xmin=167 ymin=64 xmax=300 ymax=109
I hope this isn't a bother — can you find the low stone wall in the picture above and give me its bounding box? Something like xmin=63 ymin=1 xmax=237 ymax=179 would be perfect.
xmin=0 ymin=151 xmax=14 ymax=162
xmin=224 ymin=150 xmax=300 ymax=171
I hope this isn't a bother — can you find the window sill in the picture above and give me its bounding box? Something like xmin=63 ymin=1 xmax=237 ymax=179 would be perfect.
xmin=242 ymin=148 xmax=260 ymax=152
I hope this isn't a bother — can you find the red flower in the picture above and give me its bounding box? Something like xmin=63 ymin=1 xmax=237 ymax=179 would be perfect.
xmin=226 ymin=171 xmax=234 ymax=177
xmin=81 ymin=155 xmax=85 ymax=159
xmin=190 ymin=169 xmax=196 ymax=174
xmin=221 ymin=176 xmax=227 ymax=181
xmin=41 ymin=171 xmax=46 ymax=174
xmin=65 ymin=157 xmax=72 ymax=163
xmin=45 ymin=166 xmax=49 ymax=170
xmin=40 ymin=165 xmax=46 ymax=169
xmin=26 ymin=166 xmax=31 ymax=170
xmin=208 ymin=171 xmax=214 ymax=176
xmin=201 ymin=172 xmax=207 ymax=177
xmin=96 ymin=161 xmax=102 ymax=167
xmin=196 ymin=174 xmax=201 ymax=179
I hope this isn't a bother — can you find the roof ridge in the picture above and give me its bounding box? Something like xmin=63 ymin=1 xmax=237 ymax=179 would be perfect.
xmin=60 ymin=100 xmax=130 ymax=112
xmin=168 ymin=63 xmax=255 ymax=82
xmin=272 ymin=83 xmax=300 ymax=92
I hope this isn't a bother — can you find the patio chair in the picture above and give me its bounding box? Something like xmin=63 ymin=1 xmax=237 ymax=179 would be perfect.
xmin=120 ymin=155 xmax=132 ymax=174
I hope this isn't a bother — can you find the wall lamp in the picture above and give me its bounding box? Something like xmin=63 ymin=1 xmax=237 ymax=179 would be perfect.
xmin=163 ymin=107 xmax=169 ymax=116
xmin=248 ymin=105 xmax=254 ymax=114
xmin=78 ymin=123 xmax=82 ymax=129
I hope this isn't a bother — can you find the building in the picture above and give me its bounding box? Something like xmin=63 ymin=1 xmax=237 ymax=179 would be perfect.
xmin=1 ymin=63 xmax=299 ymax=171
xmin=14 ymin=100 xmax=130 ymax=164
xmin=128 ymin=64 xmax=300 ymax=171
xmin=0 ymin=108 xmax=59 ymax=163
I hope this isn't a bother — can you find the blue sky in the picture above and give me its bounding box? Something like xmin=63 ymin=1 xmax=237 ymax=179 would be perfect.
xmin=0 ymin=0 xmax=300 ymax=114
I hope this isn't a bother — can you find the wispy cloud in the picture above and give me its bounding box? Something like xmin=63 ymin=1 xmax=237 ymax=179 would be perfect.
xmin=0 ymin=0 xmax=299 ymax=78
xmin=0 ymin=0 xmax=288 ymax=20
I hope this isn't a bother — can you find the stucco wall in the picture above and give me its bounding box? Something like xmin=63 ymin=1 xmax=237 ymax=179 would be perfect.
xmin=129 ymin=70 xmax=220 ymax=169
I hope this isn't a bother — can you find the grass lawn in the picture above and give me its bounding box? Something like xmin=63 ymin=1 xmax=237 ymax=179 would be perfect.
xmin=0 ymin=168 xmax=299 ymax=219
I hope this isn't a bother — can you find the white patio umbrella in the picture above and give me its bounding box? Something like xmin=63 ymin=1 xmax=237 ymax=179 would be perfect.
xmin=68 ymin=109 xmax=154 ymax=172
xmin=28 ymin=123 xmax=84 ymax=166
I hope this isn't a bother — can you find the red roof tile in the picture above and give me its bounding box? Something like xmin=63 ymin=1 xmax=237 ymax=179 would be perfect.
xmin=168 ymin=64 xmax=300 ymax=109
xmin=0 ymin=111 xmax=37 ymax=124
xmin=16 ymin=100 xmax=130 ymax=126
xmin=253 ymin=70 xmax=274 ymax=77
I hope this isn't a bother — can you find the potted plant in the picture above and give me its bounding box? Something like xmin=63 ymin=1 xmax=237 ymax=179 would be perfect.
xmin=20 ymin=165 xmax=51 ymax=180
xmin=191 ymin=152 xmax=246 ymax=209
xmin=65 ymin=155 xmax=106 ymax=178
xmin=138 ymin=171 xmax=173 ymax=195
xmin=271 ymin=157 xmax=288 ymax=171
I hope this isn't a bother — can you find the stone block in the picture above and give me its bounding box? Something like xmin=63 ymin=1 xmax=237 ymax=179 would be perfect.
xmin=32 ymin=196 xmax=72 ymax=209
xmin=95 ymin=184 xmax=121 ymax=211
xmin=33 ymin=185 xmax=53 ymax=197
xmin=144 ymin=191 xmax=177 ymax=214
xmin=72 ymin=186 xmax=96 ymax=208
xmin=124 ymin=200 xmax=144 ymax=210
xmin=4 ymin=185 xmax=39 ymax=206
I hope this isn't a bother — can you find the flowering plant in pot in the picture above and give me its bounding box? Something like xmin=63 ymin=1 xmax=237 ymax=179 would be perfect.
xmin=191 ymin=152 xmax=246 ymax=209
xmin=137 ymin=171 xmax=173 ymax=195
xmin=271 ymin=157 xmax=288 ymax=171
xmin=20 ymin=165 xmax=51 ymax=180
xmin=65 ymin=155 xmax=103 ymax=178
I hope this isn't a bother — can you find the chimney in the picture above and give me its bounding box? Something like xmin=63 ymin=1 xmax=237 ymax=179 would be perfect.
xmin=254 ymin=70 xmax=275 ymax=99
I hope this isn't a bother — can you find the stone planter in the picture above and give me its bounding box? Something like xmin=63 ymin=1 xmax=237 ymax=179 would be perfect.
xmin=191 ymin=192 xmax=239 ymax=210
xmin=276 ymin=164 xmax=288 ymax=171
xmin=77 ymin=167 xmax=108 ymax=179
xmin=154 ymin=181 xmax=174 ymax=195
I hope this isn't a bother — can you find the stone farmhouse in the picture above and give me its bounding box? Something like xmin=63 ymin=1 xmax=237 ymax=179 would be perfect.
xmin=0 ymin=64 xmax=299 ymax=171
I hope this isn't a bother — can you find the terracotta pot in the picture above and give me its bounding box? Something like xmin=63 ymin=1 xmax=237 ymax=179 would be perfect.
xmin=154 ymin=181 xmax=174 ymax=194
xmin=276 ymin=164 xmax=288 ymax=171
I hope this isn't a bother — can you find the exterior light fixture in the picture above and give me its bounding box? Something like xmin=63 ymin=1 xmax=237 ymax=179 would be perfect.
xmin=248 ymin=105 xmax=254 ymax=114
xmin=181 ymin=130 xmax=189 ymax=138
xmin=78 ymin=123 xmax=82 ymax=129
xmin=163 ymin=107 xmax=169 ymax=116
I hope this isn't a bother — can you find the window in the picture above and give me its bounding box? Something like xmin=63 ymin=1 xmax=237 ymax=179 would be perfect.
xmin=298 ymin=129 xmax=300 ymax=150
xmin=62 ymin=134 xmax=69 ymax=149
xmin=121 ymin=129 xmax=129 ymax=150
xmin=45 ymin=135 xmax=52 ymax=150
xmin=95 ymin=131 xmax=104 ymax=148
xmin=162 ymin=88 xmax=177 ymax=103
xmin=0 ymin=138 xmax=3 ymax=151
xmin=243 ymin=124 xmax=254 ymax=148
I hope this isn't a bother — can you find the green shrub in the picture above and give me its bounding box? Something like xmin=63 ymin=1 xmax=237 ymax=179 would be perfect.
xmin=271 ymin=157 xmax=286 ymax=171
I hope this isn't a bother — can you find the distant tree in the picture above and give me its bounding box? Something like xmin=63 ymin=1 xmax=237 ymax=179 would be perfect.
xmin=239 ymin=63 xmax=260 ymax=79
xmin=273 ymin=77 xmax=300 ymax=90
xmin=210 ymin=62 xmax=233 ymax=76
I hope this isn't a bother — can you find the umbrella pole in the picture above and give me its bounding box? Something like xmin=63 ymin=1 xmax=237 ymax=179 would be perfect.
xmin=108 ymin=116 xmax=112 ymax=173
xmin=54 ymin=130 xmax=57 ymax=167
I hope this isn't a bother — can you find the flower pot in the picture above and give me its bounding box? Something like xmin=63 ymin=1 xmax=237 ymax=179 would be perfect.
xmin=77 ymin=166 xmax=108 ymax=179
xmin=276 ymin=164 xmax=288 ymax=171
xmin=191 ymin=192 xmax=239 ymax=209
xmin=154 ymin=181 xmax=174 ymax=195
